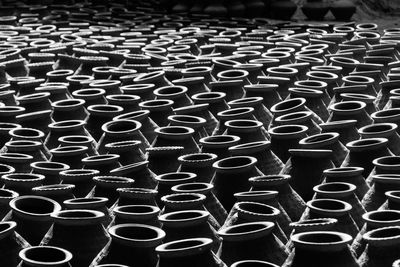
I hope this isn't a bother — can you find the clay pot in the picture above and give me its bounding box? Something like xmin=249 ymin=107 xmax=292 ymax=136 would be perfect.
xmin=60 ymin=169 xmax=99 ymax=198
xmin=98 ymin=224 xmax=165 ymax=267
xmin=200 ymin=135 xmax=241 ymax=159
xmin=117 ymin=188 xmax=158 ymax=207
xmin=0 ymin=221 xmax=29 ymax=266
xmin=323 ymin=167 xmax=369 ymax=199
xmin=218 ymin=221 xmax=289 ymax=266
xmin=147 ymin=146 xmax=185 ymax=175
xmin=362 ymin=174 xmax=400 ymax=212
xmin=113 ymin=205 xmax=160 ymax=226
xmin=177 ymin=153 xmax=218 ymax=183
xmin=153 ymin=126 xmax=200 ymax=154
xmin=284 ymin=231 xmax=358 ymax=267
xmin=301 ymin=0 xmax=329 ymax=20
xmin=8 ymin=195 xmax=62 ymax=245
xmin=330 ymin=0 xmax=357 ymax=21
xmin=45 ymin=209 xmax=110 ymax=267
xmin=93 ymin=176 xmax=135 ymax=208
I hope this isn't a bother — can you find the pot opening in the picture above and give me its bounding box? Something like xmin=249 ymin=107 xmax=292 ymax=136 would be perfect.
xmin=299 ymin=232 xmax=343 ymax=243
xmin=23 ymin=247 xmax=69 ymax=263
xmin=369 ymin=227 xmax=400 ymax=238
xmin=14 ymin=198 xmax=56 ymax=214
xmin=238 ymin=202 xmax=275 ymax=215
xmin=114 ymin=225 xmax=159 ymax=240
xmin=368 ymin=211 xmax=400 ymax=221
xmin=311 ymin=200 xmax=346 ymax=211
xmin=218 ymin=157 xmax=253 ymax=168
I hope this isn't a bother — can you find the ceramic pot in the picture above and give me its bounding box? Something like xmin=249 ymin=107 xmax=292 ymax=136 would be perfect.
xmin=111 ymin=161 xmax=157 ymax=189
xmin=362 ymin=174 xmax=400 ymax=212
xmin=0 ymin=221 xmax=29 ymax=266
xmin=153 ymin=126 xmax=200 ymax=155
xmin=44 ymin=209 xmax=110 ymax=267
xmin=8 ymin=195 xmax=61 ymax=245
xmin=200 ymin=135 xmax=241 ymax=159
xmin=93 ymin=176 xmax=135 ymax=208
xmin=323 ymin=167 xmax=369 ymax=199
xmin=218 ymin=221 xmax=289 ymax=266
xmin=113 ymin=205 xmax=160 ymax=226
xmin=177 ymin=153 xmax=218 ymax=183
xmin=60 ymin=169 xmax=99 ymax=198
xmin=117 ymin=188 xmax=158 ymax=206
xmin=147 ymin=146 xmax=185 ymax=175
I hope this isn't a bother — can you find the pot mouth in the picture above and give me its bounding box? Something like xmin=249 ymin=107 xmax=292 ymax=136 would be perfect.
xmin=346 ymin=137 xmax=388 ymax=151
xmin=270 ymin=98 xmax=306 ymax=113
xmin=63 ymin=197 xmax=108 ymax=208
xmin=178 ymin=153 xmax=217 ymax=163
xmin=51 ymin=209 xmax=105 ymax=225
xmin=386 ymin=191 xmax=400 ymax=202
xmin=168 ymin=115 xmax=206 ymax=125
xmin=217 ymin=107 xmax=254 ymax=119
xmin=372 ymin=108 xmax=400 ymax=120
xmin=373 ymin=156 xmax=400 ymax=169
xmin=139 ymin=99 xmax=174 ymax=109
xmin=156 ymin=237 xmax=213 ymax=257
xmin=213 ymin=156 xmax=257 ymax=171
xmin=161 ymin=192 xmax=206 ymax=204
xmin=229 ymin=140 xmax=270 ymax=154
xmin=93 ymin=175 xmax=135 ymax=186
xmin=49 ymin=120 xmax=86 ymax=130
xmin=217 ymin=69 xmax=249 ymax=80
xmin=330 ymin=56 xmax=359 ymax=66
xmin=50 ymin=145 xmax=88 ymax=155
xmin=359 ymin=123 xmax=397 ymax=136
xmin=343 ymin=75 xmax=374 ymax=84
xmin=294 ymin=79 xmax=327 ymax=89
xmin=117 ymin=187 xmax=158 ymax=197
xmin=155 ymin=125 xmax=194 ymax=136
xmin=291 ymin=231 xmax=352 ymax=251
xmin=133 ymin=70 xmax=165 ymax=82
xmin=288 ymin=87 xmax=324 ymax=97
xmin=114 ymin=205 xmax=160 ymax=216
xmin=234 ymin=190 xmax=278 ymax=201
xmin=191 ymin=91 xmax=226 ymax=101
xmin=230 ymin=260 xmax=279 ymax=267
xmin=106 ymin=95 xmax=141 ymax=103
xmin=171 ymin=182 xmax=213 ymax=194
xmin=31 ymin=161 xmax=69 ymax=172
xmin=109 ymin=223 xmax=165 ymax=247
xmin=363 ymin=226 xmax=400 ymax=246
xmin=59 ymin=135 xmax=94 ymax=145
xmin=52 ymin=99 xmax=85 ymax=110
xmin=225 ymin=119 xmax=263 ymax=129
xmin=320 ymin=119 xmax=358 ymax=130
xmin=32 ymin=184 xmax=75 ymax=193
xmin=159 ymin=209 xmax=209 ymax=225
xmin=0 ymin=188 xmax=18 ymax=199
xmin=218 ymin=221 xmax=275 ymax=241
xmin=372 ymin=174 xmax=400 ymax=184
xmin=102 ymin=119 xmax=142 ymax=134
xmin=363 ymin=210 xmax=400 ymax=226
xmin=249 ymin=174 xmax=291 ymax=185
xmin=236 ymin=201 xmax=280 ymax=218
xmin=290 ymin=218 xmax=338 ymax=229
xmin=341 ymin=93 xmax=376 ymax=103
xmin=299 ymin=132 xmax=339 ymax=147
xmin=268 ymin=124 xmax=308 ymax=138
xmin=307 ymin=199 xmax=352 ymax=215
xmin=200 ymin=135 xmax=241 ymax=146
xmin=114 ymin=110 xmax=150 ymax=121
xmin=2 ymin=173 xmax=44 ymax=182
xmin=9 ymin=127 xmax=45 ymax=139
xmin=155 ymin=172 xmax=197 ymax=184
xmin=153 ymin=85 xmax=188 ymax=97
xmin=329 ymin=100 xmax=366 ymax=113
xmin=10 ymin=196 xmax=61 ymax=217
xmin=87 ymin=104 xmax=124 ymax=115
xmin=19 ymin=246 xmax=73 ymax=266
xmin=275 ymin=111 xmax=313 ymax=123
xmin=228 ymin=97 xmax=263 ymax=108
xmin=313 ymin=182 xmax=356 ymax=196
xmin=120 ymin=83 xmax=155 ymax=92
xmin=306 ymin=70 xmax=338 ymax=80
xmin=60 ymin=169 xmax=99 ymax=179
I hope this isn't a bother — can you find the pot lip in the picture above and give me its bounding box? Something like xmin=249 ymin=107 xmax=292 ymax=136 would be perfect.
xmin=93 ymin=175 xmax=135 ymax=186
xmin=0 ymin=188 xmax=19 ymax=199
xmin=155 ymin=125 xmax=195 ymax=137
xmin=161 ymin=192 xmax=206 ymax=205
xmin=213 ymin=156 xmax=257 ymax=172
xmin=191 ymin=91 xmax=226 ymax=102
xmin=114 ymin=204 xmax=160 ymax=217
xmin=51 ymin=98 xmax=85 ymax=110
xmin=299 ymin=132 xmax=339 ymax=147
xmin=270 ymin=97 xmax=306 ymax=114
xmin=113 ymin=110 xmax=150 ymax=121
xmin=306 ymin=198 xmax=352 ymax=216
xmin=217 ymin=107 xmax=254 ymax=120
xmin=110 ymin=160 xmax=149 ymax=175
xmin=155 ymin=172 xmax=197 ymax=184
xmin=48 ymin=120 xmax=86 ymax=130
xmin=168 ymin=114 xmax=207 ymax=126
xmin=371 ymin=108 xmax=400 ymax=121
xmin=153 ymin=85 xmax=188 ymax=97
xmin=224 ymin=119 xmax=263 ymax=130
xmin=229 ymin=140 xmax=271 ymax=155
xmin=323 ymin=166 xmax=365 ymax=177
xmin=329 ymin=100 xmax=367 ymax=113
xmin=199 ymin=135 xmax=241 ymax=146
xmin=30 ymin=161 xmax=70 ymax=173
xmin=289 ymin=218 xmax=338 ymax=229
xmin=109 ymin=223 xmax=165 ymax=248
xmin=0 ymin=220 xmax=17 ymax=237
xmin=159 ymin=209 xmax=209 ymax=226
xmin=249 ymin=174 xmax=291 ymax=186
xmin=105 ymin=140 xmax=142 ymax=150
xmin=9 ymin=127 xmax=45 ymax=139
xmin=362 ymin=210 xmax=400 ymax=226
xmin=178 ymin=153 xmax=218 ymax=164
xmin=117 ymin=187 xmax=158 ymax=197
xmin=268 ymin=124 xmax=308 ymax=139
xmin=82 ymin=154 xmax=120 ymax=164
xmin=363 ymin=226 xmax=400 ymax=246
xmin=291 ymin=231 xmax=353 ymax=251
xmin=386 ymin=190 xmax=400 ymax=202
xmin=32 ymin=184 xmax=75 ymax=193
xmin=243 ymin=83 xmax=279 ymax=91
xmin=358 ymin=122 xmax=397 ymax=137
xmin=275 ymin=110 xmax=313 ymax=123
xmin=217 ymin=221 xmax=275 ymax=241
xmin=234 ymin=190 xmax=279 ymax=201
xmin=10 ymin=195 xmax=62 ymax=219
xmin=313 ymin=182 xmax=356 ymax=197
xmin=63 ymin=197 xmax=108 ymax=208
xmin=156 ymin=237 xmax=213 ymax=257
xmin=101 ymin=119 xmax=142 ymax=134
xmin=173 ymin=103 xmax=209 ymax=114
xmin=87 ymin=104 xmax=124 ymax=116
xmin=59 ymin=168 xmax=100 ymax=180
xmin=19 ymin=246 xmax=73 ymax=266
xmin=373 ymin=156 xmax=400 ymax=169
xmin=139 ymin=99 xmax=174 ymax=110
xmin=235 ymin=201 xmax=280 ymax=219
xmin=2 ymin=173 xmax=45 ymax=183
xmin=319 ymin=119 xmax=358 ymax=129
xmin=51 ymin=209 xmax=105 ymax=225
xmin=171 ymin=182 xmax=213 ymax=194
xmin=372 ymin=174 xmax=400 ymax=184
xmin=346 ymin=137 xmax=388 ymax=151
xmin=50 ymin=145 xmax=89 ymax=155
xmin=230 ymin=260 xmax=279 ymax=267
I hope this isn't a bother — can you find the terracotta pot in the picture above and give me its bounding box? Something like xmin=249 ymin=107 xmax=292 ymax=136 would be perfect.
xmin=31 ymin=161 xmax=70 ymax=185
xmin=113 ymin=205 xmax=160 ymax=226
xmin=323 ymin=167 xmax=369 ymax=199
xmin=359 ymin=123 xmax=400 ymax=155
xmin=93 ymin=176 xmax=135 ymax=208
xmin=362 ymin=174 xmax=400 ymax=212
xmin=60 ymin=169 xmax=99 ymax=198
xmin=117 ymin=188 xmax=158 ymax=207
xmin=0 ymin=221 xmax=29 ymax=266
xmin=147 ymin=146 xmax=185 ymax=175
